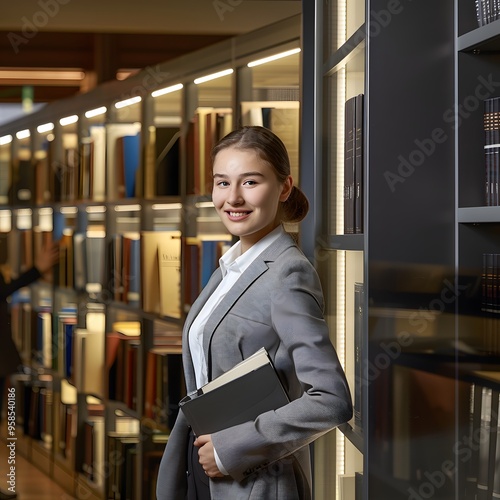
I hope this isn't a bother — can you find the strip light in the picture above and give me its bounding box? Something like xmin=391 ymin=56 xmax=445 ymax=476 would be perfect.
xmin=85 ymin=106 xmax=107 ymax=118
xmin=37 ymin=122 xmax=54 ymax=134
xmin=247 ymin=48 xmax=301 ymax=68
xmin=16 ymin=129 xmax=30 ymax=140
xmin=60 ymin=115 xmax=78 ymax=126
xmin=194 ymin=69 xmax=233 ymax=85
xmin=152 ymin=83 xmax=183 ymax=98
xmin=0 ymin=135 xmax=12 ymax=145
xmin=0 ymin=69 xmax=85 ymax=80
xmin=115 ymin=96 xmax=142 ymax=109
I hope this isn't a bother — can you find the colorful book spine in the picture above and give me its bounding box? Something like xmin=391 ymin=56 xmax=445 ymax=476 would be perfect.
xmin=484 ymin=97 xmax=500 ymax=206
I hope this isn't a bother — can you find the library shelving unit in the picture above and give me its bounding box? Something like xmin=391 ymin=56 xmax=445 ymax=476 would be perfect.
xmin=301 ymin=0 xmax=500 ymax=499
xmin=0 ymin=15 xmax=302 ymax=500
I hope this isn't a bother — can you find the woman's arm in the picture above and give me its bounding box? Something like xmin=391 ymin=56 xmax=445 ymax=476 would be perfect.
xmin=0 ymin=241 xmax=59 ymax=301
xmin=0 ymin=267 xmax=42 ymax=301
xmin=211 ymin=256 xmax=353 ymax=481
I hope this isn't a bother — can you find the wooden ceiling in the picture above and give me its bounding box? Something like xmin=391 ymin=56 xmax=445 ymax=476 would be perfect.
xmin=0 ymin=1 xmax=301 ymax=105
xmin=0 ymin=31 xmax=232 ymax=103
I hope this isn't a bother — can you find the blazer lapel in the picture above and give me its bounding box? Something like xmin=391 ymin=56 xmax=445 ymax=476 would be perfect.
xmin=202 ymin=231 xmax=296 ymax=378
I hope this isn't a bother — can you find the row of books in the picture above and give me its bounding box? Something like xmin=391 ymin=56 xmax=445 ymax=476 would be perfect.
xmin=4 ymin=122 xmax=183 ymax=206
xmin=344 ymin=94 xmax=364 ymax=234
xmin=185 ymin=104 xmax=300 ymax=197
xmin=12 ymin=293 xmax=185 ymax=419
xmin=3 ymin=224 xmax=231 ymax=318
xmin=475 ymin=0 xmax=500 ymax=26
xmin=481 ymin=253 xmax=500 ymax=354
xmin=484 ymin=97 xmax=500 ymax=206
xmin=465 ymin=384 xmax=500 ymax=498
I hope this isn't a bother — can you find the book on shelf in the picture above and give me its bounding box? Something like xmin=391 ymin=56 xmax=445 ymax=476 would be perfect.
xmin=60 ymin=133 xmax=79 ymax=202
xmin=107 ymin=232 xmax=140 ymax=305
xmin=0 ymin=148 xmax=9 ymax=204
xmin=85 ymin=226 xmax=106 ymax=294
xmin=183 ymin=237 xmax=201 ymax=309
xmin=481 ymin=253 xmax=500 ymax=355
xmin=10 ymin=152 xmax=34 ymax=205
xmin=155 ymin=127 xmax=181 ymax=196
xmin=354 ymin=94 xmax=364 ymax=234
xmin=141 ymin=230 xmax=181 ymax=316
xmin=474 ymin=386 xmax=500 ymax=500
xmin=79 ymin=137 xmax=93 ymax=200
xmin=200 ymin=235 xmax=232 ymax=288
xmin=81 ymin=403 xmax=105 ymax=488
xmin=144 ymin=347 xmax=184 ymax=429
xmin=107 ymin=321 xmax=141 ymax=410
xmin=106 ymin=123 xmax=141 ymax=200
xmin=354 ymin=282 xmax=364 ymax=430
xmin=107 ymin=433 xmax=139 ymax=499
xmin=344 ymin=94 xmax=364 ymax=235
xmin=33 ymin=152 xmax=50 ymax=205
xmin=72 ymin=308 xmax=105 ymax=396
xmin=268 ymin=106 xmax=300 ymax=184
xmin=158 ymin=232 xmax=182 ymax=318
xmin=186 ymin=108 xmax=232 ymax=195
xmin=484 ymin=97 xmax=500 ymax=206
xmin=476 ymin=0 xmax=500 ymax=26
xmin=179 ymin=347 xmax=289 ymax=435
xmin=89 ymin=125 xmax=106 ymax=202
xmin=35 ymin=310 xmax=52 ymax=369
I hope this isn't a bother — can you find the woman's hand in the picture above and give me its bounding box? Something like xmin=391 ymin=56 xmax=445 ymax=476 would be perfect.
xmin=193 ymin=434 xmax=224 ymax=478
xmin=34 ymin=241 xmax=60 ymax=274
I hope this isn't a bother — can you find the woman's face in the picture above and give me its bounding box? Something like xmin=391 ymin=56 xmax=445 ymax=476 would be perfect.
xmin=212 ymin=147 xmax=292 ymax=252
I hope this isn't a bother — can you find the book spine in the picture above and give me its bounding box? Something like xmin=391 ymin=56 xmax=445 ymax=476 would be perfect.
xmin=354 ymin=282 xmax=364 ymax=430
xmin=344 ymin=97 xmax=356 ymax=235
xmin=354 ymin=94 xmax=364 ymax=234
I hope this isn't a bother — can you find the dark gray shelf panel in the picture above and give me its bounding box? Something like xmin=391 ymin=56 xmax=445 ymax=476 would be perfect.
xmin=458 ymin=206 xmax=500 ymax=223
xmin=323 ymin=24 xmax=366 ymax=76
xmin=458 ymin=19 xmax=500 ymax=51
xmin=329 ymin=234 xmax=364 ymax=251
xmin=338 ymin=422 xmax=363 ymax=453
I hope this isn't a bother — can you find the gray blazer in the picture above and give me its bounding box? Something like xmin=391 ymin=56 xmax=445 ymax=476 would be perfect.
xmin=156 ymin=231 xmax=352 ymax=500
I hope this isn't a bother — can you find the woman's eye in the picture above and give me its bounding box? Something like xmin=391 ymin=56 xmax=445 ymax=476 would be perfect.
xmin=243 ymin=180 xmax=257 ymax=186
xmin=217 ymin=181 xmax=229 ymax=187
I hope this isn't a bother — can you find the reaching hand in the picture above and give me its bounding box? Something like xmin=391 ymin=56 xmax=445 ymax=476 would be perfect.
xmin=34 ymin=241 xmax=60 ymax=274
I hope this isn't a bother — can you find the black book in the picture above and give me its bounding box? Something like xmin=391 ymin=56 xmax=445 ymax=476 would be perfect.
xmin=179 ymin=347 xmax=289 ymax=436
xmin=344 ymin=97 xmax=356 ymax=234
xmin=354 ymin=282 xmax=364 ymax=430
xmin=354 ymin=94 xmax=364 ymax=234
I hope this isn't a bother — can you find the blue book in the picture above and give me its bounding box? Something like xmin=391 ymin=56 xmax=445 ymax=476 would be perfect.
xmin=127 ymin=237 xmax=141 ymax=307
xmin=122 ymin=134 xmax=140 ymax=198
xmin=64 ymin=322 xmax=75 ymax=378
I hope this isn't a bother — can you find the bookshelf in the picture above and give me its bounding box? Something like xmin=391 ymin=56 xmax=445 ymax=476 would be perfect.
xmin=300 ymin=0 xmax=500 ymax=498
xmin=0 ymin=15 xmax=302 ymax=500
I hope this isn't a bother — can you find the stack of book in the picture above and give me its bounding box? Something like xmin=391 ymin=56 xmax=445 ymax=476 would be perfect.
xmin=344 ymin=94 xmax=364 ymax=234
xmin=481 ymin=253 xmax=500 ymax=355
xmin=476 ymin=0 xmax=500 ymax=26
xmin=484 ymin=97 xmax=500 ymax=206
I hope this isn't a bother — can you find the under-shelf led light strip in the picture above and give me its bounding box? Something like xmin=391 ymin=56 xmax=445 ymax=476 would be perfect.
xmin=336 ymin=0 xmax=347 ymax=489
xmin=1 ymin=48 xmax=300 ymax=142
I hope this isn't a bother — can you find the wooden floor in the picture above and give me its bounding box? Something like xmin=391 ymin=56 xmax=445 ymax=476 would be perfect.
xmin=0 ymin=439 xmax=76 ymax=500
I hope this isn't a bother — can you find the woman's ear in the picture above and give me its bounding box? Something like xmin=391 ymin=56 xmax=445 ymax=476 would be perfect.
xmin=279 ymin=175 xmax=293 ymax=202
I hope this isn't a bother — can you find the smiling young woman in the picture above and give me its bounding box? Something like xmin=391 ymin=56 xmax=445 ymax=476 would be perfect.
xmin=156 ymin=126 xmax=352 ymax=500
